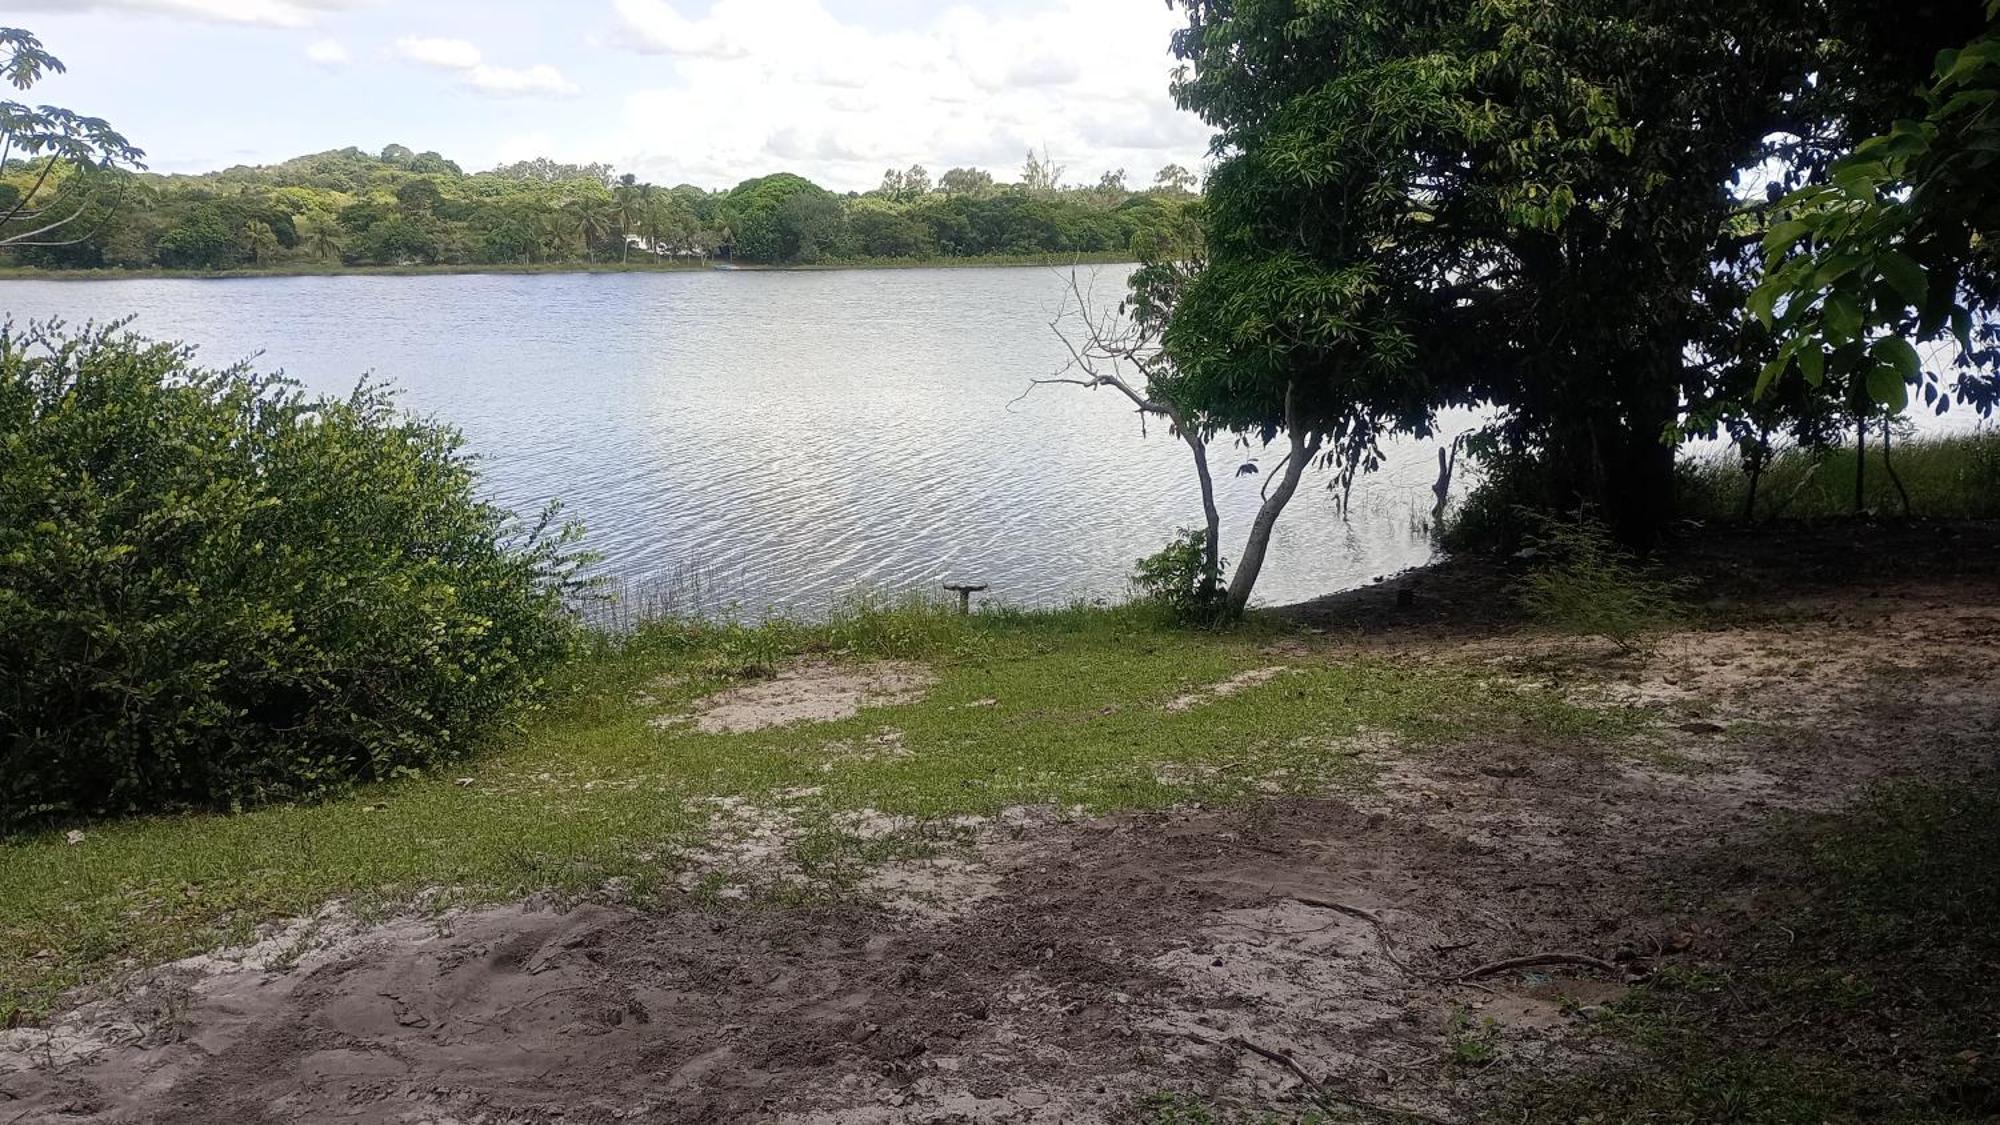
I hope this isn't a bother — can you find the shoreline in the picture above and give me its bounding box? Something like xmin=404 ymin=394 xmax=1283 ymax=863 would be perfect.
xmin=0 ymin=251 xmax=1137 ymax=284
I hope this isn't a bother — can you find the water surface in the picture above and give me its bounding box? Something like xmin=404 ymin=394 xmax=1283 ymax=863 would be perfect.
xmin=0 ymin=267 xmax=1453 ymax=614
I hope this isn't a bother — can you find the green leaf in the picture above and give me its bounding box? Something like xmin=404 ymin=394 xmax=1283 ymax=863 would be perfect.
xmin=1831 ymin=161 xmax=1888 ymax=194
xmin=1811 ymin=252 xmax=1865 ymax=290
xmin=1823 ymin=291 xmax=1864 ymax=342
xmin=1761 ymin=220 xmax=1812 ymax=256
xmin=1865 ymin=362 xmax=1909 ymax=411
xmin=1798 ymin=345 xmax=1826 ymax=385
xmin=1746 ymin=281 xmax=1779 ymax=328
xmin=1874 ymin=252 xmax=1928 ymax=305
xmin=1872 ymin=335 xmax=1923 ymax=379
xmin=1939 ymin=88 xmax=2000 ymax=118
xmin=1943 ymin=40 xmax=1999 ymax=84
xmin=1755 ymin=356 xmax=1789 ymax=399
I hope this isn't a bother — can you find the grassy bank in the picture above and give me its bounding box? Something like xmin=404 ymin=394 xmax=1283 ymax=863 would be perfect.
xmin=0 ymin=597 xmax=1622 ymax=1019
xmin=1680 ymin=429 xmax=2000 ymax=522
xmin=0 ymin=251 xmax=1135 ymax=283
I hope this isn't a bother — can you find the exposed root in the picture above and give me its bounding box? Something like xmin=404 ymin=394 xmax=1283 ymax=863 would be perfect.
xmin=1293 ymin=896 xmax=1411 ymax=974
xmin=1222 ymin=1033 xmax=1453 ymax=1125
xmin=1456 ymin=952 xmax=1625 ymax=982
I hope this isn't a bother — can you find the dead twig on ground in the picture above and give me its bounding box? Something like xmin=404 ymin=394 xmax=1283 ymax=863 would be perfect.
xmin=1294 ymin=896 xmax=1411 ymax=973
xmin=1225 ymin=1034 xmax=1453 ymax=1124
xmin=1456 ymin=952 xmax=1624 ymax=981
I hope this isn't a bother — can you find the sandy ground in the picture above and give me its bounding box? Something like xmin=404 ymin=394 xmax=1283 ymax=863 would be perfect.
xmin=5 ymin=539 xmax=1997 ymax=1124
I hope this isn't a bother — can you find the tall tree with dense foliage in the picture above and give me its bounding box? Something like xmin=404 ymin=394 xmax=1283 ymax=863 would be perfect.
xmin=1161 ymin=0 xmax=1983 ymax=551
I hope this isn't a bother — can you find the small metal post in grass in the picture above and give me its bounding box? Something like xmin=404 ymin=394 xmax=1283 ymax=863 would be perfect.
xmin=943 ymin=582 xmax=988 ymax=615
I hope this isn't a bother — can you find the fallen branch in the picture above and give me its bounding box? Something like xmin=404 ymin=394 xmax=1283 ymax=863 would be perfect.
xmin=1294 ymin=896 xmax=1411 ymax=974
xmin=1225 ymin=1035 xmax=1453 ymax=1125
xmin=1456 ymin=952 xmax=1623 ymax=981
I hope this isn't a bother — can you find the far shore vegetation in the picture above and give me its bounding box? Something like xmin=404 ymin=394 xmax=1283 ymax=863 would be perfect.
xmin=0 ymin=143 xmax=1196 ymax=275
xmin=0 ymin=248 xmax=1138 ymax=282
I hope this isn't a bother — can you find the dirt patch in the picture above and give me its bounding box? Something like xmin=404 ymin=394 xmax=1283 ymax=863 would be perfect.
xmin=657 ymin=661 xmax=936 ymax=734
xmin=1166 ymin=666 xmax=1291 ymax=712
xmin=6 ymin=543 xmax=1997 ymax=1123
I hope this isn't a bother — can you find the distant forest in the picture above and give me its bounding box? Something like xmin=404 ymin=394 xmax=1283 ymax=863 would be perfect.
xmin=0 ymin=145 xmax=1201 ymax=272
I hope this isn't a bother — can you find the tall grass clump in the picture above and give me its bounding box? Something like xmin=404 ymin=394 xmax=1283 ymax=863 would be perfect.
xmin=0 ymin=323 xmax=588 ymax=831
xmin=1516 ymin=512 xmax=1690 ymax=651
xmin=1678 ymin=429 xmax=2000 ymax=522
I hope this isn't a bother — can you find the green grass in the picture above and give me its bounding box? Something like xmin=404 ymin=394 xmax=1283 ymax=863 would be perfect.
xmin=0 ymin=598 xmax=1624 ymax=1019
xmin=0 ymin=250 xmax=1134 ymax=283
xmin=1679 ymin=430 xmax=2000 ymax=522
xmin=1498 ymin=779 xmax=2000 ymax=1123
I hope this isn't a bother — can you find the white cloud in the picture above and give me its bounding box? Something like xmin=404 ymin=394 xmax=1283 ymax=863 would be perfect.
xmin=610 ymin=0 xmax=747 ymax=59
xmin=6 ymin=0 xmax=371 ymax=28
xmin=591 ymin=0 xmax=1210 ymax=192
xmin=391 ymin=35 xmax=576 ymax=98
xmin=394 ymin=35 xmax=484 ymax=71
xmin=305 ymin=38 xmax=349 ymax=66
xmin=467 ymin=63 xmax=578 ymax=98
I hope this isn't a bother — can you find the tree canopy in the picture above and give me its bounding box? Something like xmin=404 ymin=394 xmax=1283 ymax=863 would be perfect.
xmin=1158 ymin=0 xmax=1994 ymax=546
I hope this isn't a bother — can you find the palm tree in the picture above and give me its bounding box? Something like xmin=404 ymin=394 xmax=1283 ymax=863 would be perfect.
xmin=613 ymin=174 xmax=642 ymax=263
xmin=242 ymin=219 xmax=279 ymax=266
xmin=574 ymin=198 xmax=614 ymax=263
xmin=635 ymin=183 xmax=662 ymax=264
xmin=542 ymin=205 xmax=583 ymax=263
xmin=299 ymin=212 xmax=341 ymax=262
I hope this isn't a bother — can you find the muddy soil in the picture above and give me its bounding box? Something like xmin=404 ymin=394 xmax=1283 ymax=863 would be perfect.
xmin=5 ymin=532 xmax=1996 ymax=1124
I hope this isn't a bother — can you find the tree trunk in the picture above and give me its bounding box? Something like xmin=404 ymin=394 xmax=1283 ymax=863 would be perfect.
xmin=1882 ymin=416 xmax=1911 ymax=517
xmin=1854 ymin=414 xmax=1867 ymax=515
xmin=1224 ymin=385 xmax=1322 ymax=620
xmin=1742 ymin=423 xmax=1771 ymax=523
xmin=1184 ymin=431 xmax=1222 ymax=601
xmin=1594 ymin=379 xmax=1678 ymax=550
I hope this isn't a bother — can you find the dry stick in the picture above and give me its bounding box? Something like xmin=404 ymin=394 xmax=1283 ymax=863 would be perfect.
xmin=1226 ymin=1035 xmax=1452 ymax=1125
xmin=1294 ymin=896 xmax=1411 ymax=974
xmin=1456 ymin=952 xmax=1623 ymax=981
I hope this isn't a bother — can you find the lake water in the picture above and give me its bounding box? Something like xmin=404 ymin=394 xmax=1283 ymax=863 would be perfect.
xmin=0 ymin=267 xmax=1458 ymax=615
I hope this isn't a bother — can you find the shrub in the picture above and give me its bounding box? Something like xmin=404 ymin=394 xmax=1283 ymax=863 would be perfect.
xmin=1436 ymin=448 xmax=1556 ymax=556
xmin=1131 ymin=528 xmax=1224 ymax=623
xmin=1514 ymin=512 xmax=1689 ymax=651
xmin=0 ymin=323 xmax=587 ymax=830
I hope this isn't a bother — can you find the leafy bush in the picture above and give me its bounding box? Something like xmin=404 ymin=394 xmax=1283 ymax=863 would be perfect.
xmin=1515 ymin=513 xmax=1689 ymax=651
xmin=1436 ymin=448 xmax=1558 ymax=556
xmin=1131 ymin=528 xmax=1224 ymax=623
xmin=0 ymin=323 xmax=587 ymax=830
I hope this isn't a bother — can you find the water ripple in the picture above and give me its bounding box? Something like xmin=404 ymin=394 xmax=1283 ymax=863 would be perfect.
xmin=1 ymin=267 xmax=1461 ymax=615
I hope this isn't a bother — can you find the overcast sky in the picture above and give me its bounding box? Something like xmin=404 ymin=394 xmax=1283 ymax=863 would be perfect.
xmin=0 ymin=0 xmax=1215 ymax=192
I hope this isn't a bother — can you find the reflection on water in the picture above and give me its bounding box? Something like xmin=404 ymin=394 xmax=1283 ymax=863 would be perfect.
xmin=0 ymin=266 xmax=1461 ymax=614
